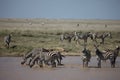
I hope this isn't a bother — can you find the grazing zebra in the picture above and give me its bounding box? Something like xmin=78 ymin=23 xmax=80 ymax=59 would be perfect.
xmin=90 ymin=32 xmax=112 ymax=44
xmin=74 ymin=32 xmax=90 ymax=44
xmin=4 ymin=34 xmax=11 ymax=48
xmin=94 ymin=45 xmax=120 ymax=68
xmin=81 ymin=47 xmax=91 ymax=68
xmin=60 ymin=33 xmax=74 ymax=43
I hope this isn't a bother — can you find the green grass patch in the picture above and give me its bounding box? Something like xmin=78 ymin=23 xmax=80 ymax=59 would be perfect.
xmin=0 ymin=29 xmax=120 ymax=56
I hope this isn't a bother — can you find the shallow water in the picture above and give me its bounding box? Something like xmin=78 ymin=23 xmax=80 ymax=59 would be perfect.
xmin=0 ymin=56 xmax=120 ymax=80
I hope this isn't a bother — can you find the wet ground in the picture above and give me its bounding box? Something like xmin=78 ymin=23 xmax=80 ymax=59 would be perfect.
xmin=0 ymin=56 xmax=120 ymax=80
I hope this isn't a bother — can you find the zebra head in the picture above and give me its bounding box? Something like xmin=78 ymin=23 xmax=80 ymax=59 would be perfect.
xmin=104 ymin=32 xmax=112 ymax=38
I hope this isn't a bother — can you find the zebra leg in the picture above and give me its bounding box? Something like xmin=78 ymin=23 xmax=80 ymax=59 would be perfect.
xmin=5 ymin=42 xmax=9 ymax=48
xmin=28 ymin=58 xmax=32 ymax=65
xmin=83 ymin=59 xmax=87 ymax=68
xmin=83 ymin=61 xmax=85 ymax=68
xmin=39 ymin=60 xmax=43 ymax=68
xmin=57 ymin=58 xmax=61 ymax=65
xmin=29 ymin=61 xmax=35 ymax=68
xmin=21 ymin=60 xmax=26 ymax=65
xmin=111 ymin=58 xmax=116 ymax=68
xmin=68 ymin=38 xmax=72 ymax=43
xmin=6 ymin=42 xmax=10 ymax=49
xmin=8 ymin=43 xmax=10 ymax=49
xmin=51 ymin=60 xmax=56 ymax=68
xmin=84 ymin=39 xmax=87 ymax=45
xmin=101 ymin=38 xmax=104 ymax=44
xmin=77 ymin=40 xmax=80 ymax=44
xmin=29 ymin=58 xmax=36 ymax=68
xmin=113 ymin=61 xmax=116 ymax=68
xmin=85 ymin=61 xmax=88 ymax=68
xmin=98 ymin=59 xmax=101 ymax=68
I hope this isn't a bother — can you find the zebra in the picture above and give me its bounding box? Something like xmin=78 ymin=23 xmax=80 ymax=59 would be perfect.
xmin=88 ymin=32 xmax=97 ymax=42
xmin=21 ymin=48 xmax=65 ymax=68
xmin=60 ymin=33 xmax=74 ymax=43
xmin=81 ymin=46 xmax=91 ymax=68
xmin=94 ymin=45 xmax=120 ymax=68
xmin=29 ymin=51 xmax=62 ymax=68
xmin=109 ymin=46 xmax=120 ymax=68
xmin=74 ymin=32 xmax=90 ymax=45
xmin=21 ymin=48 xmax=44 ymax=65
xmin=4 ymin=34 xmax=12 ymax=48
xmin=89 ymin=32 xmax=112 ymax=44
xmin=56 ymin=51 xmax=65 ymax=65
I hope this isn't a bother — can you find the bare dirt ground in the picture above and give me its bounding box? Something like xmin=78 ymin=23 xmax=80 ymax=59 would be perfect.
xmin=0 ymin=56 xmax=120 ymax=80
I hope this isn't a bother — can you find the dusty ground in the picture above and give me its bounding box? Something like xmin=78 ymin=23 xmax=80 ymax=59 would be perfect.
xmin=0 ymin=56 xmax=120 ymax=80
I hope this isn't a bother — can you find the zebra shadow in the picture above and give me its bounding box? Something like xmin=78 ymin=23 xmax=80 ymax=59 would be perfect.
xmin=10 ymin=45 xmax=17 ymax=49
xmin=88 ymin=65 xmax=120 ymax=68
xmin=88 ymin=66 xmax=99 ymax=68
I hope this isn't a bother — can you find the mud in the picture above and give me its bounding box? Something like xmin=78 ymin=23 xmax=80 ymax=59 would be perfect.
xmin=0 ymin=56 xmax=120 ymax=80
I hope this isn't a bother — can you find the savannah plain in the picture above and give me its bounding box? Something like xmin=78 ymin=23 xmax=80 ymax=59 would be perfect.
xmin=0 ymin=18 xmax=120 ymax=80
xmin=0 ymin=18 xmax=120 ymax=56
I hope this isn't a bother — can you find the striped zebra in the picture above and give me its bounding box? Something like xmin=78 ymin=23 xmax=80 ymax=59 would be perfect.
xmin=4 ymin=34 xmax=11 ymax=48
xmin=21 ymin=48 xmax=44 ymax=65
xmin=74 ymin=32 xmax=90 ymax=45
xmin=89 ymin=32 xmax=112 ymax=44
xmin=29 ymin=51 xmax=62 ymax=68
xmin=60 ymin=33 xmax=74 ymax=43
xmin=94 ymin=45 xmax=120 ymax=68
xmin=109 ymin=46 xmax=120 ymax=68
xmin=56 ymin=51 xmax=65 ymax=65
xmin=81 ymin=47 xmax=91 ymax=68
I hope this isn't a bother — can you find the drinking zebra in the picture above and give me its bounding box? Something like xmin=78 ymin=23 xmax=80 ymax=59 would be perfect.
xmin=21 ymin=48 xmax=45 ymax=65
xmin=29 ymin=51 xmax=64 ymax=68
xmin=21 ymin=48 xmax=65 ymax=68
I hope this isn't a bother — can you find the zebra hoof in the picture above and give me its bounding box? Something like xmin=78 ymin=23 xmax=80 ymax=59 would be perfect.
xmin=58 ymin=63 xmax=64 ymax=66
xmin=52 ymin=62 xmax=56 ymax=68
xmin=29 ymin=65 xmax=33 ymax=68
xmin=40 ymin=65 xmax=43 ymax=68
xmin=21 ymin=61 xmax=25 ymax=65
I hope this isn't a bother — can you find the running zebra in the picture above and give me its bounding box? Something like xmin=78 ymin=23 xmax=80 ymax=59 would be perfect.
xmin=94 ymin=45 xmax=120 ymax=68
xmin=4 ymin=34 xmax=12 ymax=48
xmin=81 ymin=46 xmax=91 ymax=68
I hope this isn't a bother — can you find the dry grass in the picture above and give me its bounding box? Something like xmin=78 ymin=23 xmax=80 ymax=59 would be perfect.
xmin=0 ymin=18 xmax=120 ymax=56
